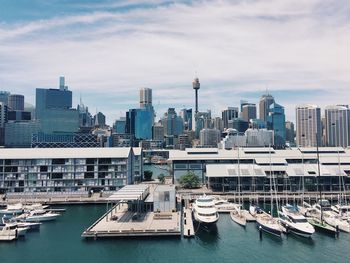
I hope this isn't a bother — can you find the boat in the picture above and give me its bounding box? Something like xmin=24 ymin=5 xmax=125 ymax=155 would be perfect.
xmin=278 ymin=204 xmax=315 ymax=238
xmin=3 ymin=223 xmax=29 ymax=237
xmin=2 ymin=215 xmax=41 ymax=230
xmin=0 ymin=223 xmax=18 ymax=241
xmin=16 ymin=209 xmax=61 ymax=222
xmin=214 ymin=198 xmax=238 ymax=213
xmin=0 ymin=203 xmax=24 ymax=215
xmin=331 ymin=204 xmax=350 ymax=220
xmin=307 ymin=217 xmax=337 ymax=235
xmin=230 ymin=206 xmax=246 ymax=227
xmin=241 ymin=209 xmax=256 ymax=222
xmin=252 ymin=205 xmax=283 ymax=237
xmin=192 ymin=195 xmax=219 ymax=226
xmin=24 ymin=203 xmax=50 ymax=211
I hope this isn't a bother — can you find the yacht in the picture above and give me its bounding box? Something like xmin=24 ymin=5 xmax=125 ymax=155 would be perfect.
xmin=2 ymin=215 xmax=41 ymax=230
xmin=331 ymin=204 xmax=350 ymax=220
xmin=2 ymin=223 xmax=29 ymax=237
xmin=230 ymin=205 xmax=246 ymax=227
xmin=250 ymin=205 xmax=283 ymax=237
xmin=0 ymin=203 xmax=24 ymax=215
xmin=214 ymin=198 xmax=238 ymax=213
xmin=16 ymin=209 xmax=60 ymax=222
xmin=192 ymin=195 xmax=219 ymax=225
xmin=24 ymin=203 xmax=50 ymax=212
xmin=278 ymin=204 xmax=315 ymax=238
xmin=0 ymin=224 xmax=18 ymax=241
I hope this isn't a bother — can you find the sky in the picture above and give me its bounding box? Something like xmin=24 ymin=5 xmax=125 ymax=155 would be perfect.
xmin=0 ymin=0 xmax=350 ymax=124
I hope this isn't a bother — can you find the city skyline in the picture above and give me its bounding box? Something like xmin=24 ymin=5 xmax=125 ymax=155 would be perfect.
xmin=1 ymin=0 xmax=350 ymax=124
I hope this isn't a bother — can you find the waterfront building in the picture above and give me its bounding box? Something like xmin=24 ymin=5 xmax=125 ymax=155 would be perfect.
xmin=8 ymin=94 xmax=24 ymax=111
xmin=169 ymin=147 xmax=350 ymax=192
xmin=241 ymin=103 xmax=257 ymax=122
xmin=267 ymin=103 xmax=286 ymax=148
xmin=5 ymin=121 xmax=40 ymax=148
xmin=285 ymin=121 xmax=295 ymax=145
xmin=296 ymin=104 xmax=322 ymax=147
xmin=0 ymin=147 xmax=141 ymax=193
xmin=113 ymin=117 xmax=126 ymax=134
xmin=325 ymin=105 xmax=350 ymax=147
xmin=222 ymin=107 xmax=239 ymax=129
xmin=259 ymin=93 xmax=275 ymax=122
xmin=200 ymin=128 xmax=221 ymax=147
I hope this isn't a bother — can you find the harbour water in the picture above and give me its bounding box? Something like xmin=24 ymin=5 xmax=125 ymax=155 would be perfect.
xmin=1 ymin=204 xmax=350 ymax=263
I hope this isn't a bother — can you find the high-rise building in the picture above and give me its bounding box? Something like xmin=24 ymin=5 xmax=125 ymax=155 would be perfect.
xmin=140 ymin=88 xmax=152 ymax=109
xmin=267 ymin=103 xmax=286 ymax=148
xmin=213 ymin=117 xmax=224 ymax=132
xmin=113 ymin=117 xmax=126 ymax=133
xmin=195 ymin=110 xmax=212 ymax=138
xmin=200 ymin=128 xmax=221 ymax=147
xmin=8 ymin=94 xmax=24 ymax=111
xmin=222 ymin=107 xmax=239 ymax=129
xmin=296 ymin=104 xmax=322 ymax=147
xmin=241 ymin=103 xmax=257 ymax=122
xmin=161 ymin=108 xmax=184 ymax=137
xmin=0 ymin=102 xmax=8 ymax=128
xmin=193 ymin=78 xmax=200 ymax=115
xmin=285 ymin=121 xmax=295 ymax=145
xmin=152 ymin=123 xmax=164 ymax=141
xmin=94 ymin=112 xmax=106 ymax=128
xmin=77 ymin=99 xmax=93 ymax=128
xmin=35 ymin=77 xmax=79 ymax=134
xmin=179 ymin=108 xmax=192 ymax=131
xmin=229 ymin=118 xmax=249 ymax=133
xmin=259 ymin=94 xmax=275 ymax=122
xmin=126 ymin=108 xmax=153 ymax=141
xmin=325 ymin=105 xmax=349 ymax=147
xmin=5 ymin=121 xmax=40 ymax=148
xmin=0 ymin=91 xmax=10 ymax=106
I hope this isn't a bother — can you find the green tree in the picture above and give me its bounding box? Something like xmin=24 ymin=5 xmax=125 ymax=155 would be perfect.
xmin=179 ymin=171 xmax=200 ymax=189
xmin=144 ymin=170 xmax=153 ymax=181
xmin=158 ymin=174 xmax=165 ymax=184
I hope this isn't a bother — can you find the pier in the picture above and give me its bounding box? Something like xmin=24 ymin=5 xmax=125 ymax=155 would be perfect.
xmin=183 ymin=207 xmax=195 ymax=237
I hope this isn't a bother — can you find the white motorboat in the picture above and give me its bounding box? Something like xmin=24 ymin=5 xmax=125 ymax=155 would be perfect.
xmin=24 ymin=203 xmax=50 ymax=212
xmin=0 ymin=223 xmax=18 ymax=241
xmin=331 ymin=204 xmax=350 ymax=220
xmin=230 ymin=206 xmax=246 ymax=227
xmin=214 ymin=198 xmax=238 ymax=213
xmin=324 ymin=214 xmax=350 ymax=233
xmin=0 ymin=203 xmax=24 ymax=215
xmin=251 ymin=205 xmax=283 ymax=237
xmin=192 ymin=195 xmax=219 ymax=225
xmin=278 ymin=205 xmax=315 ymax=238
xmin=3 ymin=223 xmax=29 ymax=237
xmin=2 ymin=215 xmax=41 ymax=231
xmin=16 ymin=209 xmax=60 ymax=222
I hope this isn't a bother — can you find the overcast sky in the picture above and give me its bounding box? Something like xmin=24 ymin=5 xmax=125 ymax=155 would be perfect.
xmin=1 ymin=0 xmax=349 ymax=124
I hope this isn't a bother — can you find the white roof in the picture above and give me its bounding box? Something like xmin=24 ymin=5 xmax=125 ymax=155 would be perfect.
xmin=107 ymin=185 xmax=149 ymax=201
xmin=206 ymin=164 xmax=266 ymax=178
xmin=0 ymin=147 xmax=132 ymax=159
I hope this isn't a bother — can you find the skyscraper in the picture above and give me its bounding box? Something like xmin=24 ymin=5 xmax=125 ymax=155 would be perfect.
xmin=161 ymin=108 xmax=184 ymax=137
xmin=8 ymin=94 xmax=24 ymax=111
xmin=139 ymin=88 xmax=152 ymax=109
xmin=259 ymin=94 xmax=275 ymax=122
xmin=222 ymin=107 xmax=239 ymax=129
xmin=0 ymin=91 xmax=10 ymax=106
xmin=296 ymin=104 xmax=322 ymax=147
xmin=94 ymin=112 xmax=106 ymax=128
xmin=193 ymin=78 xmax=200 ymax=115
xmin=241 ymin=103 xmax=257 ymax=122
xmin=126 ymin=108 xmax=153 ymax=140
xmin=200 ymin=128 xmax=221 ymax=147
xmin=113 ymin=117 xmax=126 ymax=133
xmin=35 ymin=77 xmax=79 ymax=134
xmin=267 ymin=103 xmax=286 ymax=148
xmin=179 ymin=108 xmax=192 ymax=131
xmin=285 ymin=121 xmax=295 ymax=144
xmin=325 ymin=105 xmax=349 ymax=147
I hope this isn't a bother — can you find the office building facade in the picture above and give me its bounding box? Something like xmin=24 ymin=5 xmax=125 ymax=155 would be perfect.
xmin=296 ymin=104 xmax=322 ymax=147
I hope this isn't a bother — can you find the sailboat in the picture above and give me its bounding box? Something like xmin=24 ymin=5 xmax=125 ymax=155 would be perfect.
xmin=253 ymin=145 xmax=283 ymax=238
xmin=307 ymin=134 xmax=338 ymax=236
xmin=230 ymin=147 xmax=247 ymax=227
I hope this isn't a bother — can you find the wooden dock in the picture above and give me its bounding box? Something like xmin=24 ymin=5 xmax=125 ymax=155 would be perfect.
xmin=183 ymin=208 xmax=195 ymax=238
xmin=82 ymin=203 xmax=181 ymax=238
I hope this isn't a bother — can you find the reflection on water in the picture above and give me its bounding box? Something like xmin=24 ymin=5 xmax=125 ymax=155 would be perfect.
xmin=195 ymin=224 xmax=220 ymax=248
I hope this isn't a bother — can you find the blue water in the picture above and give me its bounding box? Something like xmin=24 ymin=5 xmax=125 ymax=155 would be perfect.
xmin=0 ymin=205 xmax=349 ymax=263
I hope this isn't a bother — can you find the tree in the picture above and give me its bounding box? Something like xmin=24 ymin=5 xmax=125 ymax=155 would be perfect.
xmin=144 ymin=170 xmax=153 ymax=181
xmin=179 ymin=171 xmax=200 ymax=189
xmin=158 ymin=174 xmax=165 ymax=184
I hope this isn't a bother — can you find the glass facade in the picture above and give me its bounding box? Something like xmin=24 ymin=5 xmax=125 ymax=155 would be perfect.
xmin=267 ymin=103 xmax=286 ymax=148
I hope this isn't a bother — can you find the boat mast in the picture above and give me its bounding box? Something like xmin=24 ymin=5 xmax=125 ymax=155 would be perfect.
xmin=269 ymin=144 xmax=273 ymax=215
xmin=316 ymin=132 xmax=323 ymax=222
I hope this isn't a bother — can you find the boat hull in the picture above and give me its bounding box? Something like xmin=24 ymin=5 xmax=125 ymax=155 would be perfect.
xmin=256 ymin=218 xmax=282 ymax=237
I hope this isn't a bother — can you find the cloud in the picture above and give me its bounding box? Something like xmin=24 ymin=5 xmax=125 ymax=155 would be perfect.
xmin=0 ymin=0 xmax=350 ymax=124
